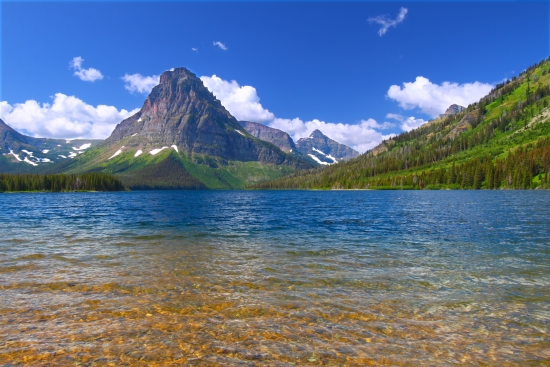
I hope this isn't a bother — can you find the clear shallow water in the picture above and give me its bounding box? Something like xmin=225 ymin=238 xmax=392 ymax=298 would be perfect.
xmin=0 ymin=190 xmax=548 ymax=366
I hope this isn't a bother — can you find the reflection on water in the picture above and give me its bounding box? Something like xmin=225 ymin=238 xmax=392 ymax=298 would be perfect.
xmin=0 ymin=191 xmax=549 ymax=365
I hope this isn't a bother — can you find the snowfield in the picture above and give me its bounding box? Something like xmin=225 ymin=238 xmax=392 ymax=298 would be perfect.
xmin=308 ymin=154 xmax=331 ymax=165
xmin=312 ymin=147 xmax=337 ymax=163
xmin=109 ymin=146 xmax=125 ymax=160
xmin=23 ymin=156 xmax=38 ymax=166
xmin=150 ymin=147 xmax=169 ymax=155
xmin=73 ymin=143 xmax=91 ymax=151
xmin=9 ymin=150 xmax=22 ymax=161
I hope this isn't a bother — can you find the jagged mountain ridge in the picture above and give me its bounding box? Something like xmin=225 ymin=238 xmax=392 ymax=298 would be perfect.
xmin=295 ymin=129 xmax=359 ymax=165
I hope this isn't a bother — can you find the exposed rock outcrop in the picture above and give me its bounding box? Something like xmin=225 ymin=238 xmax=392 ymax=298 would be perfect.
xmin=439 ymin=104 xmax=465 ymax=119
xmin=447 ymin=110 xmax=478 ymax=139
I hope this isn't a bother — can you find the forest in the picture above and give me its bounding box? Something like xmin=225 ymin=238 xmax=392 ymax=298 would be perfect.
xmin=254 ymin=57 xmax=550 ymax=190
xmin=0 ymin=172 xmax=126 ymax=192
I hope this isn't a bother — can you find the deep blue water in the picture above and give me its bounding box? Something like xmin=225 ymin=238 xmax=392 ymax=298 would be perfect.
xmin=0 ymin=190 xmax=549 ymax=365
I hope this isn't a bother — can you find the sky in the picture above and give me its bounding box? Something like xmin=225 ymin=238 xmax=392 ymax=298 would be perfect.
xmin=0 ymin=0 xmax=548 ymax=152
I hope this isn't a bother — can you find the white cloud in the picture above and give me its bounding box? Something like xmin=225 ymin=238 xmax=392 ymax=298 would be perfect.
xmin=122 ymin=73 xmax=160 ymax=94
xmin=387 ymin=76 xmax=493 ymax=118
xmin=0 ymin=94 xmax=139 ymax=139
xmin=269 ymin=118 xmax=394 ymax=153
xmin=200 ymin=75 xmax=275 ymax=122
xmin=213 ymin=41 xmax=228 ymax=50
xmin=368 ymin=7 xmax=408 ymax=36
xmin=360 ymin=119 xmax=395 ymax=130
xmin=200 ymin=74 xmax=392 ymax=152
xmin=192 ymin=48 xmax=198 ymax=52
xmin=386 ymin=113 xmax=427 ymax=132
xmin=70 ymin=56 xmax=103 ymax=82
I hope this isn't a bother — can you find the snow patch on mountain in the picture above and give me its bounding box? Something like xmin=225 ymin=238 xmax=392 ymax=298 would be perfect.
xmin=23 ymin=156 xmax=38 ymax=166
xmin=9 ymin=150 xmax=22 ymax=161
xmin=308 ymin=154 xmax=331 ymax=165
xmin=108 ymin=146 xmax=124 ymax=160
xmin=150 ymin=147 xmax=169 ymax=155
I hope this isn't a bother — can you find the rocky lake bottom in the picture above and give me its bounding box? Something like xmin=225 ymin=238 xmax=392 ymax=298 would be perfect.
xmin=0 ymin=190 xmax=548 ymax=366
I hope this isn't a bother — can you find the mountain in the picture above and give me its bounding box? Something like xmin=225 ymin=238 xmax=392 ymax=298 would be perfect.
xmin=439 ymin=104 xmax=465 ymax=118
xmin=256 ymin=57 xmax=550 ymax=190
xmin=295 ymin=129 xmax=359 ymax=165
xmin=238 ymin=121 xmax=296 ymax=152
xmin=62 ymin=68 xmax=315 ymax=189
xmin=0 ymin=119 xmax=101 ymax=173
xmin=370 ymin=103 xmax=466 ymax=156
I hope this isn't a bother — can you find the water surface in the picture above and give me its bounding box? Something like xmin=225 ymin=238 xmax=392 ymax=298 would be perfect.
xmin=0 ymin=191 xmax=548 ymax=365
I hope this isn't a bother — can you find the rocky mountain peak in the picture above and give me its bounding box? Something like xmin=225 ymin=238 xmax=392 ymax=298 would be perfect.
xmin=159 ymin=67 xmax=195 ymax=84
xmin=137 ymin=67 xmax=234 ymax=126
xmin=296 ymin=130 xmax=359 ymax=164
xmin=310 ymin=129 xmax=325 ymax=138
xmin=440 ymin=104 xmax=465 ymax=118
xmin=102 ymin=66 xmax=315 ymax=168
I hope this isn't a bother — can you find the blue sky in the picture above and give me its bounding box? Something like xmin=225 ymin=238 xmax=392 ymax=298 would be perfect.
xmin=1 ymin=1 xmax=548 ymax=151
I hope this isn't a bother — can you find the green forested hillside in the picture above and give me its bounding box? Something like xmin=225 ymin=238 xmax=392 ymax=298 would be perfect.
xmin=0 ymin=173 xmax=126 ymax=192
xmin=255 ymin=57 xmax=550 ymax=190
xmin=61 ymin=145 xmax=296 ymax=190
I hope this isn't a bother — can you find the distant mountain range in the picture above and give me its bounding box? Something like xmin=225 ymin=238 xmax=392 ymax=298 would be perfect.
xmin=0 ymin=67 xmax=360 ymax=188
xmin=237 ymin=121 xmax=359 ymax=164
xmin=0 ymin=118 xmax=100 ymax=174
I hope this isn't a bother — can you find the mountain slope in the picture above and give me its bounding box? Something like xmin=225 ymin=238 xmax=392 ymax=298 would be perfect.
xmin=256 ymin=57 xmax=550 ymax=190
xmin=295 ymin=129 xmax=359 ymax=164
xmin=0 ymin=119 xmax=101 ymax=173
xmin=63 ymin=68 xmax=315 ymax=188
xmin=239 ymin=121 xmax=296 ymax=152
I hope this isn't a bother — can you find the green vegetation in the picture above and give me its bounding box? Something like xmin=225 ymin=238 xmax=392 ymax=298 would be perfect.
xmin=255 ymin=57 xmax=550 ymax=190
xmin=62 ymin=145 xmax=295 ymax=189
xmin=0 ymin=172 xmax=126 ymax=192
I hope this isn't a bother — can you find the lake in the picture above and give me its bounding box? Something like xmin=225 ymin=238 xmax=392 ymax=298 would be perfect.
xmin=0 ymin=190 xmax=548 ymax=366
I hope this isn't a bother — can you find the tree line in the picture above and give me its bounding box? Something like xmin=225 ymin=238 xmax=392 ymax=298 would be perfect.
xmin=0 ymin=172 xmax=126 ymax=192
xmin=365 ymin=138 xmax=550 ymax=190
xmin=253 ymin=57 xmax=550 ymax=190
xmin=255 ymin=138 xmax=550 ymax=190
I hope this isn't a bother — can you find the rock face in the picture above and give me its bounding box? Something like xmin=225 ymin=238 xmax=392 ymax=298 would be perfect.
xmin=238 ymin=121 xmax=296 ymax=152
xmin=439 ymin=104 xmax=465 ymax=118
xmin=105 ymin=68 xmax=308 ymax=167
xmin=447 ymin=110 xmax=478 ymax=139
xmin=0 ymin=118 xmax=25 ymax=152
xmin=296 ymin=129 xmax=359 ymax=165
